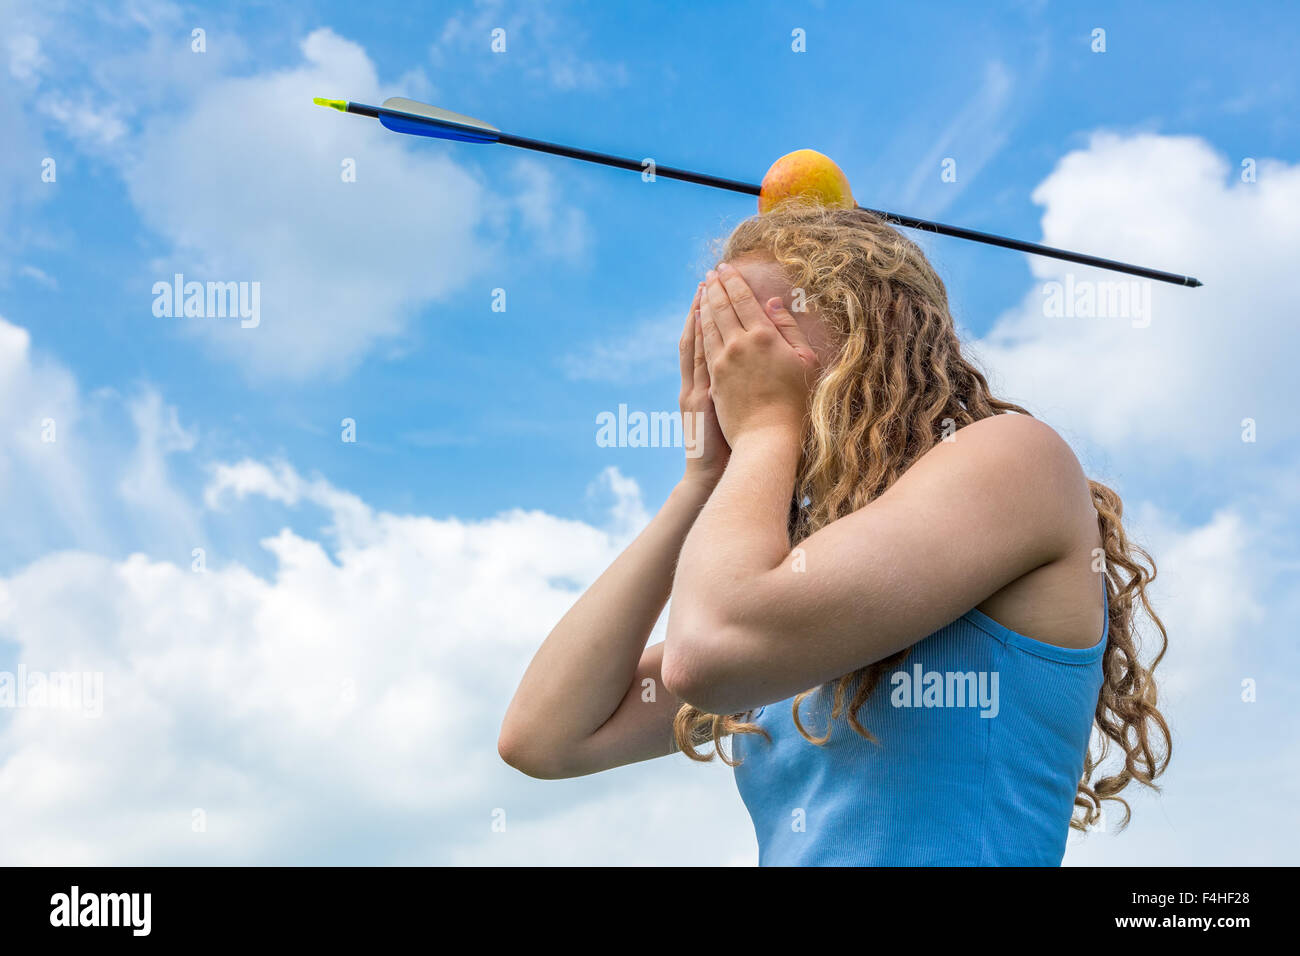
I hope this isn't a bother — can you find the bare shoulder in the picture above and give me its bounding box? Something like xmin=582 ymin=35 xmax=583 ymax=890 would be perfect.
xmin=887 ymin=413 xmax=1095 ymax=560
xmin=972 ymin=412 xmax=1080 ymax=472
xmin=911 ymin=413 xmax=1087 ymax=490
xmin=937 ymin=416 xmax=1105 ymax=647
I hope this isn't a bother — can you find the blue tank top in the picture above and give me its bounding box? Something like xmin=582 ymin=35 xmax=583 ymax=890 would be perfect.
xmin=732 ymin=599 xmax=1107 ymax=866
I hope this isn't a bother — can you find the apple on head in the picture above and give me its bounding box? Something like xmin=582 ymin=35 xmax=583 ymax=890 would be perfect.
xmin=757 ymin=149 xmax=855 ymax=214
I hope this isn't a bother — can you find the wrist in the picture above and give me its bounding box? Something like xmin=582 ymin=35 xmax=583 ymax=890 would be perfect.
xmin=727 ymin=423 xmax=803 ymax=460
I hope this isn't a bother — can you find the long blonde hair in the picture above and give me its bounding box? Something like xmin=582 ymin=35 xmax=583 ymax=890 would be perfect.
xmin=672 ymin=202 xmax=1171 ymax=830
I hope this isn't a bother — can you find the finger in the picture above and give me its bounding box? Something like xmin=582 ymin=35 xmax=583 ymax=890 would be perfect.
xmin=679 ymin=283 xmax=703 ymax=386
xmin=693 ymin=310 xmax=710 ymax=392
xmin=699 ymin=289 xmax=725 ymax=360
xmin=715 ymin=263 xmax=769 ymax=331
xmin=763 ymin=296 xmax=815 ymax=354
xmin=704 ymin=268 xmax=743 ymax=340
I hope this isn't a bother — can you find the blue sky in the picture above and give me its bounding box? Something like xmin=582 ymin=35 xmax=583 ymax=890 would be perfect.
xmin=1 ymin=0 xmax=1297 ymax=864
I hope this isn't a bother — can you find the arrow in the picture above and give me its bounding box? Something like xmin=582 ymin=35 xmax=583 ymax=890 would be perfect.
xmin=314 ymin=96 xmax=1202 ymax=288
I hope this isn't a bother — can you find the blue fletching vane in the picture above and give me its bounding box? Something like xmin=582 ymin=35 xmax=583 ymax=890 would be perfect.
xmin=378 ymin=111 xmax=499 ymax=143
xmin=377 ymin=97 xmax=500 ymax=144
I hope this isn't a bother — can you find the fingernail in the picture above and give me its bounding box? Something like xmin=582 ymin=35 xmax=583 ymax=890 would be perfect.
xmin=716 ymin=262 xmax=731 ymax=272
xmin=706 ymin=269 xmax=717 ymax=281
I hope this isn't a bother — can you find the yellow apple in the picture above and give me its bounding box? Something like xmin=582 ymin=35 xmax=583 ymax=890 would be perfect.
xmin=757 ymin=149 xmax=855 ymax=214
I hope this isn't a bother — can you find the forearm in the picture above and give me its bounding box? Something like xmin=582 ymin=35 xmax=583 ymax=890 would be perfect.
xmin=500 ymin=478 xmax=713 ymax=760
xmin=669 ymin=429 xmax=800 ymax=653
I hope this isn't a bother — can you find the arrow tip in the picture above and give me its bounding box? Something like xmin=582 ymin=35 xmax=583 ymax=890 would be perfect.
xmin=313 ymin=97 xmax=347 ymax=112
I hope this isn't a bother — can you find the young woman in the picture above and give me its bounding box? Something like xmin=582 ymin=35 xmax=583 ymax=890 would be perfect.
xmin=498 ymin=203 xmax=1171 ymax=866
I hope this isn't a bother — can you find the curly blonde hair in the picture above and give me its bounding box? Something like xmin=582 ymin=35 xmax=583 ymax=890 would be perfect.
xmin=671 ymin=201 xmax=1171 ymax=831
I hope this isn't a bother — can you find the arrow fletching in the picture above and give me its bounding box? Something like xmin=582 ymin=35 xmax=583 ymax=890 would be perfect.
xmin=377 ymin=97 xmax=500 ymax=144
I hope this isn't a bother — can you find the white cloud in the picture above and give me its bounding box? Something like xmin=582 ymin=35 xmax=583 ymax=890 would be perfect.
xmin=6 ymin=32 xmax=44 ymax=83
xmin=972 ymin=133 xmax=1300 ymax=459
xmin=0 ymin=47 xmax=49 ymax=248
xmin=508 ymin=158 xmax=589 ymax=264
xmin=38 ymin=92 xmax=128 ymax=147
xmin=899 ymin=60 xmax=1016 ymax=213
xmin=0 ymin=317 xmax=747 ymax=862
xmin=563 ymin=312 xmax=681 ymax=383
xmin=0 ymin=316 xmax=105 ymax=560
xmin=1129 ymin=505 xmax=1265 ymax=700
xmin=121 ymin=29 xmax=491 ymax=379
xmin=17 ymin=265 xmax=57 ymax=289
xmin=117 ymin=390 xmax=201 ymax=548
xmin=0 ymin=447 xmax=753 ymax=863
xmin=18 ymin=25 xmax=586 ymax=380
xmin=0 ymin=314 xmax=203 ymax=566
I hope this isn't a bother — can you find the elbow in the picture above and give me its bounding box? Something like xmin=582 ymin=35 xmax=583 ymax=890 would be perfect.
xmin=659 ymin=647 xmax=697 ymax=705
xmin=496 ymin=725 xmax=575 ymax=780
xmin=662 ymin=617 xmax=748 ymax=714
xmin=666 ymin=575 xmax=779 ymax=712
xmin=662 ymin=610 xmax=711 ymax=703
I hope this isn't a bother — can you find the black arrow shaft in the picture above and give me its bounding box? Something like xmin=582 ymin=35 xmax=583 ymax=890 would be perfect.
xmin=493 ymin=133 xmax=1200 ymax=287
xmin=855 ymin=207 xmax=1202 ymax=287
xmin=497 ymin=132 xmax=763 ymax=196
xmin=347 ymin=102 xmax=1202 ymax=287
